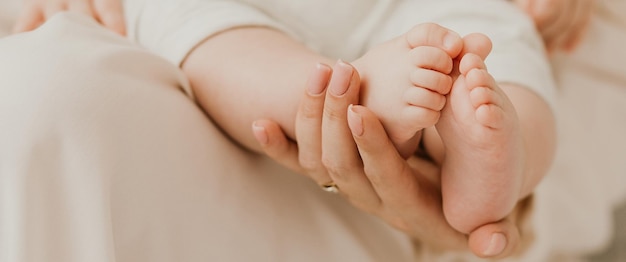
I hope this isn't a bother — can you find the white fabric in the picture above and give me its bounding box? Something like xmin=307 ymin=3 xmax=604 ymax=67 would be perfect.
xmin=122 ymin=0 xmax=385 ymax=65
xmin=0 ymin=0 xmax=625 ymax=261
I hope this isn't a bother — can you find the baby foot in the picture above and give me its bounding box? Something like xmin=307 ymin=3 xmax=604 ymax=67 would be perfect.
xmin=353 ymin=23 xmax=463 ymax=158
xmin=437 ymin=35 xmax=525 ymax=234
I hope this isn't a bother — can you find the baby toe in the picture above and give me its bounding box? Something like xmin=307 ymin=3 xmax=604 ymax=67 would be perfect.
xmin=476 ymin=104 xmax=506 ymax=129
xmin=409 ymin=46 xmax=454 ymax=74
xmin=410 ymin=68 xmax=453 ymax=95
xmin=405 ymin=23 xmax=463 ymax=57
xmin=465 ymin=68 xmax=497 ymax=92
xmin=459 ymin=53 xmax=487 ymax=75
xmin=403 ymin=87 xmax=447 ymax=111
xmin=469 ymin=86 xmax=501 ymax=109
xmin=461 ymin=33 xmax=493 ymax=60
xmin=400 ymin=106 xmax=441 ymax=132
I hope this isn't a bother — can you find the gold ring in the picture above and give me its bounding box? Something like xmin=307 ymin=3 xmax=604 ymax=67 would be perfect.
xmin=321 ymin=181 xmax=339 ymax=194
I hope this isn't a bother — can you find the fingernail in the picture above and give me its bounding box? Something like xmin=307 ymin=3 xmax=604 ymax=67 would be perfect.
xmin=252 ymin=122 xmax=269 ymax=145
xmin=444 ymin=32 xmax=458 ymax=51
xmin=347 ymin=105 xmax=364 ymax=136
xmin=329 ymin=60 xmax=353 ymax=96
xmin=307 ymin=63 xmax=331 ymax=95
xmin=483 ymin=233 xmax=507 ymax=257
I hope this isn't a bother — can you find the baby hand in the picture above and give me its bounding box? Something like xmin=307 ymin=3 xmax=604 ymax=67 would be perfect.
xmin=514 ymin=0 xmax=594 ymax=52
xmin=13 ymin=0 xmax=125 ymax=35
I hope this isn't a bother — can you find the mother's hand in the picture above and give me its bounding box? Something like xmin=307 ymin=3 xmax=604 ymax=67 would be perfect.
xmin=13 ymin=0 xmax=125 ymax=35
xmin=252 ymin=61 xmax=529 ymax=258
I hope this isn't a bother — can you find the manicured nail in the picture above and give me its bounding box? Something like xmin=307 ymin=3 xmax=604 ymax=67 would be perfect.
xmin=347 ymin=105 xmax=364 ymax=136
xmin=252 ymin=122 xmax=269 ymax=145
xmin=443 ymin=32 xmax=458 ymax=51
xmin=307 ymin=63 xmax=331 ymax=95
xmin=329 ymin=60 xmax=352 ymax=96
xmin=483 ymin=233 xmax=507 ymax=257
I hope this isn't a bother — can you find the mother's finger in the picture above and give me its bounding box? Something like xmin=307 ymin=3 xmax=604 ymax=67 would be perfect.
xmin=44 ymin=1 xmax=66 ymax=20
xmin=346 ymin=105 xmax=406 ymax=201
xmin=561 ymin=0 xmax=594 ymax=51
xmin=68 ymin=0 xmax=96 ymax=19
xmin=252 ymin=119 xmax=302 ymax=173
xmin=468 ymin=196 xmax=533 ymax=258
xmin=13 ymin=5 xmax=44 ymax=33
xmin=468 ymin=217 xmax=521 ymax=259
xmin=322 ymin=61 xmax=380 ymax=209
xmin=94 ymin=0 xmax=126 ymax=35
xmin=252 ymin=63 xmax=333 ymax=179
xmin=294 ymin=63 xmax=334 ymax=185
xmin=347 ymin=104 xmax=466 ymax=248
xmin=347 ymin=105 xmax=425 ymax=210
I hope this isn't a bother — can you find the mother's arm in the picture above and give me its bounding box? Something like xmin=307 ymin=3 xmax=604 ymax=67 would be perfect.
xmin=253 ymin=61 xmax=530 ymax=259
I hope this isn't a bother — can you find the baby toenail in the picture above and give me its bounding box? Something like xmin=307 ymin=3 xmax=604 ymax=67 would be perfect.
xmin=444 ymin=32 xmax=458 ymax=51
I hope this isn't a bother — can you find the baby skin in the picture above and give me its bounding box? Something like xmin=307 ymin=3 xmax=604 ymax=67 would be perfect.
xmin=353 ymin=24 xmax=523 ymax=234
xmin=353 ymin=23 xmax=463 ymax=158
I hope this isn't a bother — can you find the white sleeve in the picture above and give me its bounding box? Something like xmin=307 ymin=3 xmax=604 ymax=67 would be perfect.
xmin=122 ymin=0 xmax=291 ymax=66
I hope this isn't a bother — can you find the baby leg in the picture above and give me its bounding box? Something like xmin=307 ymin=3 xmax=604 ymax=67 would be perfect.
xmin=436 ymin=35 xmax=525 ymax=234
xmin=353 ymin=23 xmax=463 ymax=158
